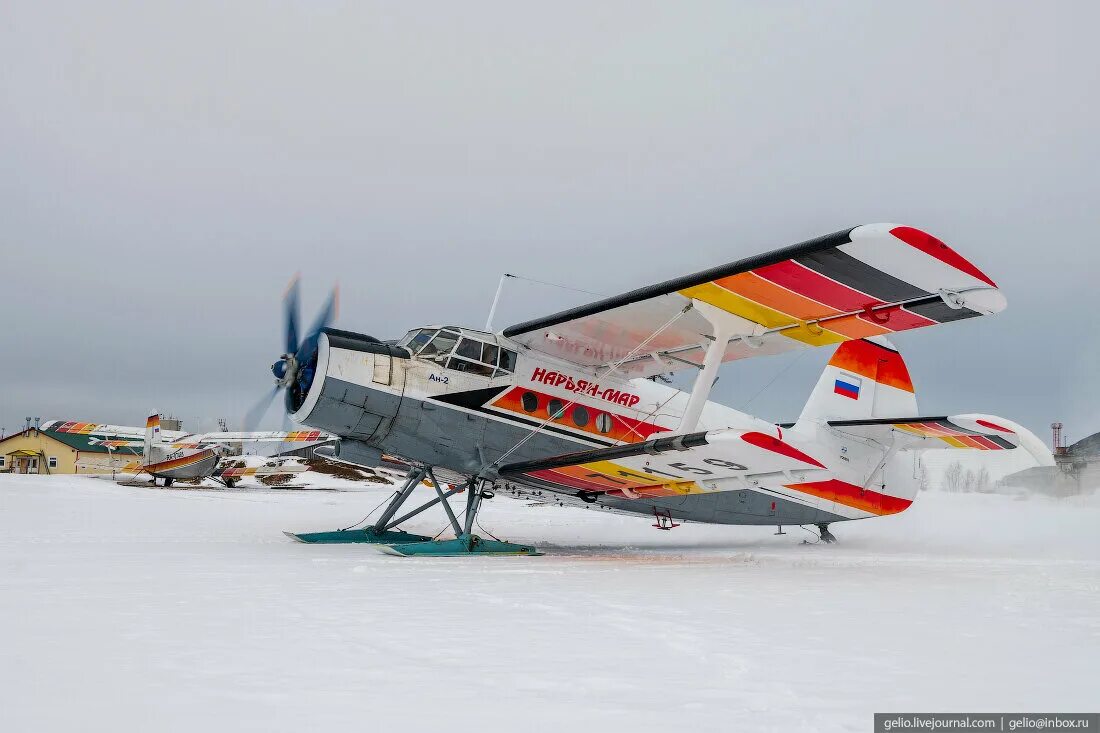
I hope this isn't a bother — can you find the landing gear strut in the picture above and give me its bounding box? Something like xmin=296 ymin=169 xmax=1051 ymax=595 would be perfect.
xmin=817 ymin=523 xmax=837 ymax=544
xmin=284 ymin=466 xmax=541 ymax=556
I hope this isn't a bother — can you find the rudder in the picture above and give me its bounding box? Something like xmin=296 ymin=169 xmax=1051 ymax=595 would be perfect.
xmin=798 ymin=337 xmax=918 ymax=423
xmin=143 ymin=412 xmax=162 ymax=462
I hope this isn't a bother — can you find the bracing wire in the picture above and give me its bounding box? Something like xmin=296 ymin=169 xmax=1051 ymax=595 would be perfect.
xmin=505 ymin=273 xmax=608 ymax=298
xmin=486 ymin=303 xmax=694 ymax=470
xmin=738 ymin=349 xmax=809 ymax=411
xmin=338 ymin=489 xmax=399 ymax=532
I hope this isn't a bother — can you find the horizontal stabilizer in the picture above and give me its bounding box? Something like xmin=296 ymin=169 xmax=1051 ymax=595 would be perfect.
xmin=827 ymin=414 xmax=1019 ymax=450
xmin=497 ymin=426 xmax=920 ymax=518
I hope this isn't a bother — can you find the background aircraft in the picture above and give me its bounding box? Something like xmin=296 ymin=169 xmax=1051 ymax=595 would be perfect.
xmin=44 ymin=414 xmax=326 ymax=487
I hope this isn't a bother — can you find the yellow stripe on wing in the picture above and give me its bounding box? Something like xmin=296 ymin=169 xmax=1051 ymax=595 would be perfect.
xmin=679 ymin=282 xmax=845 ymax=347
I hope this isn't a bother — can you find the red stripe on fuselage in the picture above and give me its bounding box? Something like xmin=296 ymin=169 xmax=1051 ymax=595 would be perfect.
xmin=785 ymin=479 xmax=913 ymax=515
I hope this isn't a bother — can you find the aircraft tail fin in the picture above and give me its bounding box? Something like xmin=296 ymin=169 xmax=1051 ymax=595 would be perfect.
xmin=798 ymin=337 xmax=918 ymax=424
xmin=143 ymin=412 xmax=162 ymax=462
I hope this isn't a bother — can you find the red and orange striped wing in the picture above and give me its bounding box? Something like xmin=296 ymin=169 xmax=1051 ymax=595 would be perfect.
xmin=504 ymin=224 xmax=1005 ymax=377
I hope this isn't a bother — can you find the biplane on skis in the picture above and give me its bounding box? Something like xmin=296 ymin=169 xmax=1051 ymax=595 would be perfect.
xmin=257 ymin=224 xmax=1051 ymax=555
xmin=44 ymin=414 xmax=325 ymax=486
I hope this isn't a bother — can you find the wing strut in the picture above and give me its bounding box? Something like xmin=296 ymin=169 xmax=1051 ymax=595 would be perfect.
xmin=487 ymin=303 xmax=695 ymax=471
xmin=677 ymin=300 xmax=744 ymax=433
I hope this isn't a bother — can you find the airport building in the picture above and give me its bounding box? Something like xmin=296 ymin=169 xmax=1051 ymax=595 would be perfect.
xmin=1000 ymin=424 xmax=1100 ymax=495
xmin=0 ymin=424 xmax=141 ymax=475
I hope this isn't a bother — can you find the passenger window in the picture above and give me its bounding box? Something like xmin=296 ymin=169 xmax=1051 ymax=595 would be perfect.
xmin=498 ymin=349 xmax=517 ymax=373
xmin=419 ymin=330 xmax=460 ymax=362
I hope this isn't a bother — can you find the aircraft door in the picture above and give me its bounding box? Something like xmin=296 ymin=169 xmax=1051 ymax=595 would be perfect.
xmin=372 ymin=354 xmax=392 ymax=385
xmin=355 ymin=350 xmax=406 ymax=442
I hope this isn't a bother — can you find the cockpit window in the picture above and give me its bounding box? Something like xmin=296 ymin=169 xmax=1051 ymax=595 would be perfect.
xmin=447 ymin=337 xmax=496 ymax=377
xmin=410 ymin=328 xmax=519 ymax=378
xmin=454 ymin=337 xmax=483 ymax=362
xmin=418 ymin=330 xmax=460 ymax=362
xmin=404 ymin=329 xmax=435 ymax=353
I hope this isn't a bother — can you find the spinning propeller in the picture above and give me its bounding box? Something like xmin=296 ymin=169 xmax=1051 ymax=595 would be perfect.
xmin=243 ymin=276 xmax=338 ymax=431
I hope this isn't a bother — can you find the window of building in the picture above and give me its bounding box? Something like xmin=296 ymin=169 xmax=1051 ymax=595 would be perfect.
xmin=48 ymin=456 xmax=58 ymax=469
xmin=0 ymin=456 xmax=5 ymax=468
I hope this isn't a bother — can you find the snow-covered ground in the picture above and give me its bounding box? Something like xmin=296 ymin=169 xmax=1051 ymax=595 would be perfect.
xmin=1 ymin=475 xmax=1097 ymax=732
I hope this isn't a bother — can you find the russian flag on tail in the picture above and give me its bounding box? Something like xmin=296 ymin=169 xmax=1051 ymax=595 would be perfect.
xmin=834 ymin=375 xmax=861 ymax=400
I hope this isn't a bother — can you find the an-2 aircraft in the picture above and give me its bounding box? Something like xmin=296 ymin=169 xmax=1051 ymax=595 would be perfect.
xmin=44 ymin=413 xmax=324 ymax=486
xmin=269 ymin=224 xmax=1052 ymax=556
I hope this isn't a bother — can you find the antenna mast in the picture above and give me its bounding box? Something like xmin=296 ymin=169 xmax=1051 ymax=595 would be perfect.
xmin=484 ymin=273 xmax=514 ymax=332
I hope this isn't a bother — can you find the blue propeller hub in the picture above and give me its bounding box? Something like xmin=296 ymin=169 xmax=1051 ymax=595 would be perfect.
xmin=244 ymin=278 xmax=337 ymax=432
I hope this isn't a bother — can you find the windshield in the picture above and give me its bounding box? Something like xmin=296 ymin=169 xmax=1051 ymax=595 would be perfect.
xmin=401 ymin=329 xmax=436 ymax=353
xmin=417 ymin=330 xmax=461 ymax=362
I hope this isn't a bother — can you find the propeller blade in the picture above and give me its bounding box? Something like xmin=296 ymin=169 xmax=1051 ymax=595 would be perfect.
xmin=283 ymin=274 xmax=301 ymax=355
xmin=242 ymin=386 xmax=280 ymax=433
xmin=304 ymin=284 xmax=339 ymax=343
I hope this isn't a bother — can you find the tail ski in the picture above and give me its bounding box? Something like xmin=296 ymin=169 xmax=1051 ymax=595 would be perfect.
xmin=798 ymin=337 xmax=917 ymax=424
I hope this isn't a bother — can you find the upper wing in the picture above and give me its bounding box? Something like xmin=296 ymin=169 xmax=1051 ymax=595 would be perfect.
xmin=44 ymin=421 xmax=329 ymax=448
xmin=88 ymin=439 xmax=144 ymax=448
xmin=502 ymin=224 xmax=1005 ymax=377
xmin=181 ymin=430 xmax=329 ymax=447
xmin=44 ymin=421 xmax=147 ymax=439
xmin=43 ymin=420 xmax=188 ymax=442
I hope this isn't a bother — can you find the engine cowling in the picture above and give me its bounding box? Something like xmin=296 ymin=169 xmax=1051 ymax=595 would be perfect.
xmin=290 ymin=329 xmax=410 ymax=445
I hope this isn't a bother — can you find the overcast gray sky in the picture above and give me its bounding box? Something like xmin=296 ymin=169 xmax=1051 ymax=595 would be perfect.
xmin=2 ymin=1 xmax=1097 ymax=445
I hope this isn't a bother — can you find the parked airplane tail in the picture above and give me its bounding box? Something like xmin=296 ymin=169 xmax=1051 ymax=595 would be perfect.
xmin=143 ymin=412 xmax=162 ymax=462
xmin=798 ymin=337 xmax=918 ymax=424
